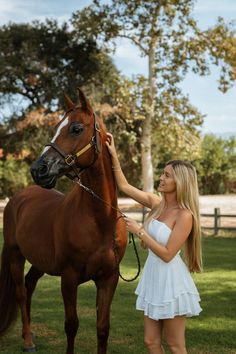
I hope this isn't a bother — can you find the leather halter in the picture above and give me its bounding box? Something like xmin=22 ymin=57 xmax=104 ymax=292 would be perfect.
xmin=44 ymin=111 xmax=100 ymax=177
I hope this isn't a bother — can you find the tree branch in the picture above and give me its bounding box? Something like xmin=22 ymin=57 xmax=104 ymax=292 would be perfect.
xmin=118 ymin=33 xmax=147 ymax=54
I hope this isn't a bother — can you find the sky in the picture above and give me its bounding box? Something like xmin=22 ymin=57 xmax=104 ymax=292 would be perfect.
xmin=0 ymin=0 xmax=235 ymax=135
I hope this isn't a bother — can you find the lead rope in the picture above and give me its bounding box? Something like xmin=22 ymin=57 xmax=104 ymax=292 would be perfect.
xmin=112 ymin=216 xmax=141 ymax=282
xmin=73 ymin=178 xmax=141 ymax=282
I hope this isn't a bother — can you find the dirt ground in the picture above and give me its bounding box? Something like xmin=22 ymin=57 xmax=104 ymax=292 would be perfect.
xmin=1 ymin=194 xmax=236 ymax=228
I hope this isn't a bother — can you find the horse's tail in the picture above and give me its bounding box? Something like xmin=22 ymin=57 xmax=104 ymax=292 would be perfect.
xmin=0 ymin=244 xmax=18 ymax=335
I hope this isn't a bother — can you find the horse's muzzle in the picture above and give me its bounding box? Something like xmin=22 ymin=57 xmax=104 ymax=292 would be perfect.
xmin=30 ymin=158 xmax=57 ymax=189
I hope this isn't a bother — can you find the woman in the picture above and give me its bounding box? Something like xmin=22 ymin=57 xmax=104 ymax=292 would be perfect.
xmin=106 ymin=133 xmax=202 ymax=354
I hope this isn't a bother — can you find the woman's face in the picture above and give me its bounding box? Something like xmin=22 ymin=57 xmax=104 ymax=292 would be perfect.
xmin=158 ymin=164 xmax=176 ymax=194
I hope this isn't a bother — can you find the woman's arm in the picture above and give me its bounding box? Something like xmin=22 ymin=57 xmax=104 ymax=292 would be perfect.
xmin=106 ymin=133 xmax=160 ymax=209
xmin=125 ymin=210 xmax=193 ymax=262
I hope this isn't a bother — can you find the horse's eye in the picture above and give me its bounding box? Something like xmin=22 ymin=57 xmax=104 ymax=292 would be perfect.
xmin=69 ymin=123 xmax=84 ymax=135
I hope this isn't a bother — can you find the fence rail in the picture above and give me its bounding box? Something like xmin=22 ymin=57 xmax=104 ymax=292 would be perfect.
xmin=201 ymin=207 xmax=236 ymax=234
xmin=121 ymin=207 xmax=236 ymax=235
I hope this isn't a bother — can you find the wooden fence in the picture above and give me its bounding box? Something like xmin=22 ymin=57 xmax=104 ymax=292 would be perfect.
xmin=121 ymin=207 xmax=236 ymax=235
xmin=201 ymin=208 xmax=236 ymax=234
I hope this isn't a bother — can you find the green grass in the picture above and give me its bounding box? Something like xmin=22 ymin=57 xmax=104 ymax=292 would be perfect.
xmin=0 ymin=226 xmax=235 ymax=354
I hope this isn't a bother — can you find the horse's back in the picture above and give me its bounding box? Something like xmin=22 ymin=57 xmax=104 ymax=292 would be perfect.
xmin=4 ymin=184 xmax=64 ymax=221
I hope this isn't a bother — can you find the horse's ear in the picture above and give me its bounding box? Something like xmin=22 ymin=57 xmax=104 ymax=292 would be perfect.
xmin=77 ymin=87 xmax=93 ymax=113
xmin=64 ymin=93 xmax=76 ymax=110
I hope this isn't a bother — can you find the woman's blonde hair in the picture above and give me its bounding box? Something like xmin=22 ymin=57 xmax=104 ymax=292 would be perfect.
xmin=144 ymin=160 xmax=202 ymax=273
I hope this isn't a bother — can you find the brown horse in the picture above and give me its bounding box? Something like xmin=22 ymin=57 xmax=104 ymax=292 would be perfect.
xmin=0 ymin=90 xmax=127 ymax=354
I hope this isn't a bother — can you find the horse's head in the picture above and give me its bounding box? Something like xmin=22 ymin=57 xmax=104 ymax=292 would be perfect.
xmin=31 ymin=89 xmax=100 ymax=189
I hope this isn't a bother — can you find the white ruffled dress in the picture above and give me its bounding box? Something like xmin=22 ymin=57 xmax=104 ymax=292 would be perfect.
xmin=135 ymin=219 xmax=202 ymax=320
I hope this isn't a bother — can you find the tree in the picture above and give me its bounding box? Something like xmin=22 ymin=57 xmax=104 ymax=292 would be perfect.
xmin=103 ymin=75 xmax=203 ymax=188
xmin=0 ymin=158 xmax=31 ymax=197
xmin=102 ymin=76 xmax=146 ymax=187
xmin=72 ymin=0 xmax=236 ymax=191
xmin=0 ymin=19 xmax=124 ymax=197
xmin=195 ymin=134 xmax=236 ymax=194
xmin=152 ymin=89 xmax=203 ymax=184
xmin=0 ymin=20 xmax=120 ymax=116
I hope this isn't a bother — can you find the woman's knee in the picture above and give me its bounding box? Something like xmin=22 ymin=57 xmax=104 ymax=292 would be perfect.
xmin=166 ymin=339 xmax=187 ymax=354
xmin=164 ymin=316 xmax=187 ymax=354
xmin=144 ymin=335 xmax=162 ymax=349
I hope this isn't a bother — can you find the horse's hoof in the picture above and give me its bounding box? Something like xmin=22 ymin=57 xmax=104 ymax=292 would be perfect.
xmin=23 ymin=346 xmax=37 ymax=352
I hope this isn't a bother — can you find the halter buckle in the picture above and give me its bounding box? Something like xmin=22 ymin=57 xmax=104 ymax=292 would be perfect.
xmin=65 ymin=154 xmax=76 ymax=166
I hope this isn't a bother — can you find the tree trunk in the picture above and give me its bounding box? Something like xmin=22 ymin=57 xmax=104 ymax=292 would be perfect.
xmin=141 ymin=38 xmax=156 ymax=192
xmin=141 ymin=114 xmax=153 ymax=192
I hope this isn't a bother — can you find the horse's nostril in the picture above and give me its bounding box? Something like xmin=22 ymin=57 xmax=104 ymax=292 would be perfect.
xmin=38 ymin=164 xmax=49 ymax=177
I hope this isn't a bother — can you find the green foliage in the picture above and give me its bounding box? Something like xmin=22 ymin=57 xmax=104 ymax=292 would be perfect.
xmin=194 ymin=134 xmax=236 ymax=194
xmin=0 ymin=159 xmax=32 ymax=197
xmin=104 ymin=76 xmax=203 ymax=189
xmin=72 ymin=0 xmax=236 ymax=192
xmin=0 ymin=109 xmax=59 ymax=162
xmin=0 ymin=20 xmax=120 ymax=115
xmin=72 ymin=0 xmax=236 ymax=93
xmin=152 ymin=90 xmax=203 ymax=177
xmin=103 ymin=76 xmax=146 ymax=188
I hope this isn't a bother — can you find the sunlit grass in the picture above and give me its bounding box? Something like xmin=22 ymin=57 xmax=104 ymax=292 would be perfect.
xmin=0 ymin=226 xmax=235 ymax=353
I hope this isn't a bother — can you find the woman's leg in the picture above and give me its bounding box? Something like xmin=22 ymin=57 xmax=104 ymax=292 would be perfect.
xmin=163 ymin=316 xmax=187 ymax=354
xmin=144 ymin=315 xmax=165 ymax=354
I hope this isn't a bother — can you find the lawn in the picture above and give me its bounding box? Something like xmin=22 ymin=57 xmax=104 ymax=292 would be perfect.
xmin=0 ymin=226 xmax=235 ymax=354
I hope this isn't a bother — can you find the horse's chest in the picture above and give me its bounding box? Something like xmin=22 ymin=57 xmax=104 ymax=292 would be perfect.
xmin=69 ymin=246 xmax=115 ymax=280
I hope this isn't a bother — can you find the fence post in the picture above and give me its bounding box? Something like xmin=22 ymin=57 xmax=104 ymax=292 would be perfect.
xmin=214 ymin=208 xmax=221 ymax=235
xmin=142 ymin=207 xmax=148 ymax=223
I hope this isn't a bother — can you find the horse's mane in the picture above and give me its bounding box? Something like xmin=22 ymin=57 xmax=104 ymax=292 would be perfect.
xmin=96 ymin=115 xmax=107 ymax=143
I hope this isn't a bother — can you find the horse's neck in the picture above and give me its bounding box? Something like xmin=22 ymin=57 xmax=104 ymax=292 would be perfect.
xmin=83 ymin=151 xmax=116 ymax=202
xmin=70 ymin=149 xmax=117 ymax=214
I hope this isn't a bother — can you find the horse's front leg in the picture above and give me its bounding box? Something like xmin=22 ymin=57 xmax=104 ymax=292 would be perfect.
xmin=95 ymin=271 xmax=119 ymax=354
xmin=61 ymin=268 xmax=79 ymax=354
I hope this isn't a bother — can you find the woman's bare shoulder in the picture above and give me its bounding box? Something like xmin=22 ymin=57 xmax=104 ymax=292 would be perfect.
xmin=176 ymin=209 xmax=193 ymax=223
